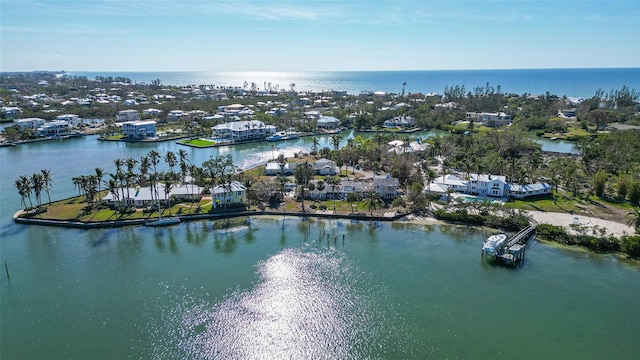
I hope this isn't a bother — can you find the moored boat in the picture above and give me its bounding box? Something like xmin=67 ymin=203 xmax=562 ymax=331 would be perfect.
xmin=145 ymin=217 xmax=181 ymax=227
xmin=482 ymin=234 xmax=507 ymax=255
xmin=266 ymin=131 xmax=299 ymax=141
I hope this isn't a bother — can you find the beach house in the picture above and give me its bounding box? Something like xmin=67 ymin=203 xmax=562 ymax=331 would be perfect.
xmin=373 ymin=174 xmax=400 ymax=199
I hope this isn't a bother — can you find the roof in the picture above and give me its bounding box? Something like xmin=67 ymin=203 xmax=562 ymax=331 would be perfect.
xmin=317 ymin=116 xmax=340 ymax=124
xmin=508 ymin=182 xmax=550 ymax=192
xmin=211 ymin=181 xmax=247 ymax=195
xmin=212 ymin=120 xmax=266 ymax=131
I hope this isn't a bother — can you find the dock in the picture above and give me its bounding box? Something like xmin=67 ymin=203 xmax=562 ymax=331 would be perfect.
xmin=486 ymin=223 xmax=537 ymax=266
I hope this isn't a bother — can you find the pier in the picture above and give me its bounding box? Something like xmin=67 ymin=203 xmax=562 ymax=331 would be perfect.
xmin=486 ymin=223 xmax=537 ymax=266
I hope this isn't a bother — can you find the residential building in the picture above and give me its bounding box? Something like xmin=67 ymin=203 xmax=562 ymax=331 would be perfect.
xmin=211 ymin=120 xmax=276 ymax=141
xmin=1 ymin=106 xmax=22 ymax=118
xmin=14 ymin=117 xmax=45 ymax=131
xmin=312 ymin=158 xmax=337 ymax=175
xmin=383 ymin=115 xmax=415 ymax=128
xmin=56 ymin=114 xmax=81 ymax=127
xmin=211 ymin=181 xmax=247 ymax=208
xmin=373 ymin=174 xmax=400 ymax=199
xmin=465 ymin=112 xmax=511 ymax=128
xmin=167 ymin=110 xmax=188 ymax=121
xmin=101 ymin=184 xmax=203 ymax=208
xmin=265 ymin=162 xmax=296 ymax=176
xmin=122 ymin=120 xmax=157 ymax=139
xmin=38 ymin=120 xmax=72 ymax=137
xmin=426 ymin=173 xmax=550 ymax=200
xmin=116 ymin=109 xmax=139 ymax=122
xmin=316 ymin=116 xmax=340 ymax=130
xmin=142 ymin=108 xmax=163 ymax=117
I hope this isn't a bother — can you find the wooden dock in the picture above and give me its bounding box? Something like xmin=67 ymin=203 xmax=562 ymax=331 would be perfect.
xmin=490 ymin=224 xmax=537 ymax=266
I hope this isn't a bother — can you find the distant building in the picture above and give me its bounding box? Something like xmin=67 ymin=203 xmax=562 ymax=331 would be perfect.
xmin=142 ymin=108 xmax=163 ymax=117
xmin=122 ymin=120 xmax=157 ymax=139
xmin=425 ymin=173 xmax=550 ymax=200
xmin=14 ymin=117 xmax=45 ymax=131
xmin=1 ymin=106 xmax=22 ymax=119
xmin=116 ymin=109 xmax=139 ymax=122
xmin=312 ymin=158 xmax=337 ymax=175
xmin=38 ymin=120 xmax=72 ymax=137
xmin=316 ymin=116 xmax=340 ymax=130
xmin=373 ymin=174 xmax=400 ymax=199
xmin=465 ymin=112 xmax=511 ymax=128
xmin=56 ymin=114 xmax=81 ymax=127
xmin=383 ymin=115 xmax=415 ymax=128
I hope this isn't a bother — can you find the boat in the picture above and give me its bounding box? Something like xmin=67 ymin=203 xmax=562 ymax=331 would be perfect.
xmin=482 ymin=234 xmax=507 ymax=255
xmin=266 ymin=131 xmax=299 ymax=142
xmin=145 ymin=217 xmax=181 ymax=227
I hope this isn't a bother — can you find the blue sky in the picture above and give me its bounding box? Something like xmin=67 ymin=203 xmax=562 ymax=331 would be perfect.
xmin=1 ymin=0 xmax=639 ymax=71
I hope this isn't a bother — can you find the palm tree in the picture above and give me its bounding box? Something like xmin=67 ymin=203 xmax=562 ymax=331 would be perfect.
xmin=139 ymin=156 xmax=150 ymax=186
xmin=311 ymin=136 xmax=320 ymax=154
xmin=178 ymin=149 xmax=189 ymax=184
xmin=19 ymin=175 xmax=33 ymax=208
xmin=330 ymin=134 xmax=342 ymax=150
xmin=165 ymin=151 xmax=177 ymax=175
xmin=94 ymin=168 xmax=104 ymax=199
xmin=326 ymin=175 xmax=340 ymax=200
xmin=41 ymin=169 xmax=53 ymax=204
xmin=30 ymin=173 xmax=44 ymax=207
xmin=14 ymin=178 xmax=28 ymax=209
xmin=363 ymin=191 xmax=381 ymax=215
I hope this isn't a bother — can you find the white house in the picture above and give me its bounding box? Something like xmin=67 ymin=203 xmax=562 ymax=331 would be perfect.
xmin=116 ymin=109 xmax=140 ymax=122
xmin=56 ymin=114 xmax=81 ymax=127
xmin=316 ymin=116 xmax=340 ymax=130
xmin=383 ymin=115 xmax=415 ymax=128
xmin=1 ymin=106 xmax=22 ymax=118
xmin=142 ymin=108 xmax=163 ymax=117
xmin=373 ymin=174 xmax=400 ymax=199
xmin=426 ymin=173 xmax=551 ymax=200
xmin=211 ymin=120 xmax=276 ymax=141
xmin=167 ymin=110 xmax=188 ymax=121
xmin=211 ymin=181 xmax=247 ymax=208
xmin=122 ymin=120 xmax=157 ymax=139
xmin=465 ymin=112 xmax=511 ymax=128
xmin=102 ymin=184 xmax=203 ymax=208
xmin=313 ymin=158 xmax=337 ymax=175
xmin=38 ymin=120 xmax=72 ymax=137
xmin=14 ymin=117 xmax=45 ymax=131
xmin=265 ymin=162 xmax=296 ymax=175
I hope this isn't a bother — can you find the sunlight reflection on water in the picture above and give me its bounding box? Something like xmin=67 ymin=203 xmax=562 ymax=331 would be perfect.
xmin=149 ymin=247 xmax=414 ymax=359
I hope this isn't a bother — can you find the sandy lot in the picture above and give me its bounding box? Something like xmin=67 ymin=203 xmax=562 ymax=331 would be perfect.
xmin=528 ymin=210 xmax=636 ymax=237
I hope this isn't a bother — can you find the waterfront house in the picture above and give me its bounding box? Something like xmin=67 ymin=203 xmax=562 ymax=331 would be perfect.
xmin=373 ymin=174 xmax=400 ymax=199
xmin=122 ymin=120 xmax=157 ymax=139
xmin=56 ymin=114 xmax=81 ymax=127
xmin=116 ymin=109 xmax=139 ymax=122
xmin=265 ymin=162 xmax=296 ymax=176
xmin=101 ymin=184 xmax=203 ymax=208
xmin=426 ymin=173 xmax=550 ymax=200
xmin=37 ymin=120 xmax=72 ymax=137
xmin=316 ymin=116 xmax=340 ymax=130
xmin=142 ymin=108 xmax=163 ymax=117
xmin=211 ymin=181 xmax=247 ymax=209
xmin=383 ymin=115 xmax=414 ymax=128
xmin=211 ymin=120 xmax=276 ymax=141
xmin=465 ymin=112 xmax=511 ymax=128
xmin=14 ymin=117 xmax=45 ymax=131
xmin=167 ymin=110 xmax=188 ymax=121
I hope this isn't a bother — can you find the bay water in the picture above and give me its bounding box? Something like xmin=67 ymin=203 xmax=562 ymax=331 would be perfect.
xmin=1 ymin=133 xmax=638 ymax=359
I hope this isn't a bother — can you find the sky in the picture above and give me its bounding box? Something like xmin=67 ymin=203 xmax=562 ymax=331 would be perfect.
xmin=1 ymin=0 xmax=639 ymax=72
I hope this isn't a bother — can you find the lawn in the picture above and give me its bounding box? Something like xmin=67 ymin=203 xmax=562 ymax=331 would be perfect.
xmin=179 ymin=138 xmax=217 ymax=147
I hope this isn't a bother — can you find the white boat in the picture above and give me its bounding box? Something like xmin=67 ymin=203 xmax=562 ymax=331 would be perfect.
xmin=145 ymin=217 xmax=181 ymax=227
xmin=266 ymin=131 xmax=299 ymax=142
xmin=482 ymin=234 xmax=507 ymax=255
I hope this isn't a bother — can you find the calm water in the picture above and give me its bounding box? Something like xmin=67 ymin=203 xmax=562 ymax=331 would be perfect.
xmin=1 ymin=134 xmax=637 ymax=359
xmin=73 ymin=68 xmax=640 ymax=98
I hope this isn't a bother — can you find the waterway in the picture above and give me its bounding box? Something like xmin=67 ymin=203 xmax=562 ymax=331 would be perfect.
xmin=2 ymin=133 xmax=636 ymax=359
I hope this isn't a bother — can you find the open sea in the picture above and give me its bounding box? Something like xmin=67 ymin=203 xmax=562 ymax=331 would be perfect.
xmin=71 ymin=68 xmax=640 ymax=98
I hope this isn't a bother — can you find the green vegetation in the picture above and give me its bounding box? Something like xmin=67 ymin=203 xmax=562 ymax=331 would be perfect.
xmin=536 ymin=223 xmax=640 ymax=258
xmin=179 ymin=138 xmax=217 ymax=147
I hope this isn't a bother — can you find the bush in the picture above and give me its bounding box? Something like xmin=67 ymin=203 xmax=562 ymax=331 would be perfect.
xmin=621 ymin=235 xmax=640 ymax=258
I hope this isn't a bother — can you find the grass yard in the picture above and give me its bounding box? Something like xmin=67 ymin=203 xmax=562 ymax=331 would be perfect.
xmin=179 ymin=138 xmax=217 ymax=147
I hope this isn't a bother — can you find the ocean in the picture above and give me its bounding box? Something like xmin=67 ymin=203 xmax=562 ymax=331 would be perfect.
xmin=71 ymin=68 xmax=640 ymax=99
